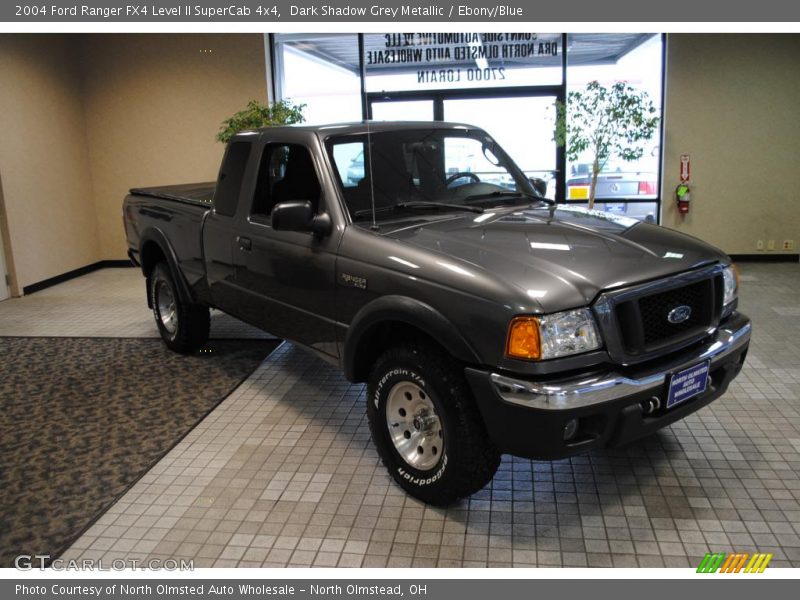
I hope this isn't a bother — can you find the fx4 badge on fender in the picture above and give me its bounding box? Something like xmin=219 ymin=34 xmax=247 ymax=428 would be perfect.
xmin=340 ymin=273 xmax=367 ymax=290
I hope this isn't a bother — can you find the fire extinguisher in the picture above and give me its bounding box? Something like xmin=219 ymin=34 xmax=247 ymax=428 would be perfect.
xmin=676 ymin=183 xmax=691 ymax=214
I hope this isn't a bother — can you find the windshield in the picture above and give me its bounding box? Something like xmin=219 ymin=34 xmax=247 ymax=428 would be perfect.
xmin=325 ymin=128 xmax=540 ymax=222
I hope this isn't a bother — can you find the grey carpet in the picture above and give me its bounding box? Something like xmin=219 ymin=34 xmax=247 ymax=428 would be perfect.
xmin=0 ymin=336 xmax=280 ymax=566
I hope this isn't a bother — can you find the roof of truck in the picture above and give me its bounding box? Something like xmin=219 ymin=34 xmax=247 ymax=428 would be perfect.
xmin=232 ymin=121 xmax=484 ymax=139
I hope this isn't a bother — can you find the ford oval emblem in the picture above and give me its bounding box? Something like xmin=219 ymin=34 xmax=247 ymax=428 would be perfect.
xmin=667 ymin=305 xmax=692 ymax=324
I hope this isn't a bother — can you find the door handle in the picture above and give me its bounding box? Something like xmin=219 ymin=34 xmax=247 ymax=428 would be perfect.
xmin=237 ymin=236 xmax=252 ymax=251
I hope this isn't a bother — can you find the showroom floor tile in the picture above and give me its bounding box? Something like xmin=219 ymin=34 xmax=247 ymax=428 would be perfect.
xmin=0 ymin=268 xmax=271 ymax=338
xmin=51 ymin=263 xmax=800 ymax=568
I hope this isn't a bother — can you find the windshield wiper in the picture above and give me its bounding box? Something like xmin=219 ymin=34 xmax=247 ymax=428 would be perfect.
xmin=463 ymin=191 xmax=555 ymax=206
xmin=353 ymin=201 xmax=484 ymax=220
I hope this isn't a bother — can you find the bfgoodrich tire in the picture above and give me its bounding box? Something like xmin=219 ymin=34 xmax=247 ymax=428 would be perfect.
xmin=149 ymin=262 xmax=209 ymax=354
xmin=367 ymin=342 xmax=500 ymax=505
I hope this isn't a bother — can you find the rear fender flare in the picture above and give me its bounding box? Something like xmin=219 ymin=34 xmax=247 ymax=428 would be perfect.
xmin=138 ymin=227 xmax=193 ymax=307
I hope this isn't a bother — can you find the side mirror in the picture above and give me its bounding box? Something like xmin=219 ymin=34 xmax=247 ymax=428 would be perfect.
xmin=529 ymin=177 xmax=548 ymax=198
xmin=271 ymin=200 xmax=332 ymax=237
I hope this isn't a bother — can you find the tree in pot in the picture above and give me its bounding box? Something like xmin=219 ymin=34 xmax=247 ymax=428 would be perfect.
xmin=554 ymin=80 xmax=659 ymax=209
xmin=216 ymin=99 xmax=306 ymax=143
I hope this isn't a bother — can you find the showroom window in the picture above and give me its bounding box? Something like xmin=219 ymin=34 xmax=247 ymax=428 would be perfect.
xmin=362 ymin=33 xmax=563 ymax=93
xmin=272 ymin=34 xmax=362 ymax=125
xmin=363 ymin=33 xmax=564 ymax=201
xmin=271 ymin=33 xmax=664 ymax=220
xmin=565 ymin=34 xmax=664 ymax=223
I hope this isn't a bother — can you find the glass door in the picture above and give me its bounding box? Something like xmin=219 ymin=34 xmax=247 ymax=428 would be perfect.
xmin=370 ymin=99 xmax=435 ymax=121
xmin=444 ymin=96 xmax=558 ymax=200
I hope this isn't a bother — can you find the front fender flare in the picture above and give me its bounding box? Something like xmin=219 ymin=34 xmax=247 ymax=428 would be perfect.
xmin=343 ymin=295 xmax=482 ymax=382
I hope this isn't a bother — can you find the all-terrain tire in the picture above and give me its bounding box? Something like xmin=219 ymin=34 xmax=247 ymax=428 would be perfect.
xmin=366 ymin=342 xmax=500 ymax=505
xmin=149 ymin=262 xmax=210 ymax=354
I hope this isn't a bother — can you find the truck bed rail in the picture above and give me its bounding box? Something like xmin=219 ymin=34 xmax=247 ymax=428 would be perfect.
xmin=129 ymin=182 xmax=215 ymax=207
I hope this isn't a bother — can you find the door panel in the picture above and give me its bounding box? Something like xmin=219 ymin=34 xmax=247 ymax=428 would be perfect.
xmin=203 ymin=140 xmax=255 ymax=312
xmin=234 ymin=225 xmax=339 ymax=356
xmin=231 ymin=141 xmax=339 ymax=358
xmin=201 ymin=212 xmax=239 ymax=311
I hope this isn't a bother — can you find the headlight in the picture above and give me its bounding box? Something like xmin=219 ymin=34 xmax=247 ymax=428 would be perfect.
xmin=722 ymin=264 xmax=739 ymax=305
xmin=506 ymin=308 xmax=602 ymax=361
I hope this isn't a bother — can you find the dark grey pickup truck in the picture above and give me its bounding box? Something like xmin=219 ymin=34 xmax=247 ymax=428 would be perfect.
xmin=123 ymin=121 xmax=751 ymax=504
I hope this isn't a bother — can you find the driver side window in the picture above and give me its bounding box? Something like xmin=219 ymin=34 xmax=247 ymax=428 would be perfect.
xmin=251 ymin=143 xmax=321 ymax=220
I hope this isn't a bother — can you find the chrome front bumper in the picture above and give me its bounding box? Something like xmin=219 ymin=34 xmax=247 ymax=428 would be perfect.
xmin=491 ymin=315 xmax=751 ymax=411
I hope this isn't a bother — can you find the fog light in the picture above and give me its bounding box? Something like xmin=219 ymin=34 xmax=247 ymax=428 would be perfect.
xmin=640 ymin=396 xmax=662 ymax=416
xmin=563 ymin=418 xmax=579 ymax=441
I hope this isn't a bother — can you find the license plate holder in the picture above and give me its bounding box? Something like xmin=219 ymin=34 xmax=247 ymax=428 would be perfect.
xmin=666 ymin=360 xmax=710 ymax=409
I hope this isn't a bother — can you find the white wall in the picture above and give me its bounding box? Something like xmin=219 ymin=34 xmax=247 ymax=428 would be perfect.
xmin=0 ymin=35 xmax=100 ymax=291
xmin=662 ymin=34 xmax=800 ymax=255
xmin=0 ymin=33 xmax=268 ymax=292
xmin=81 ymin=34 xmax=268 ymax=259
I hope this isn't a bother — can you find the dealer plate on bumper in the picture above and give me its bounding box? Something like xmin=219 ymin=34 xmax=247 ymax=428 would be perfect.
xmin=667 ymin=360 xmax=710 ymax=409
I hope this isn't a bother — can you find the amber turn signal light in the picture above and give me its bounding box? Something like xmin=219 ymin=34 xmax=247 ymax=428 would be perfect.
xmin=506 ymin=316 xmax=541 ymax=360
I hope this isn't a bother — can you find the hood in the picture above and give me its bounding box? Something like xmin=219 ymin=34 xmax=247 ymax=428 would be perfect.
xmin=382 ymin=205 xmax=728 ymax=313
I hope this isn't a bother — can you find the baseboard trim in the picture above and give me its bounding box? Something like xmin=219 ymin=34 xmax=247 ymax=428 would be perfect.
xmin=100 ymin=259 xmax=135 ymax=268
xmin=22 ymin=260 xmax=135 ymax=295
xmin=729 ymin=253 xmax=799 ymax=263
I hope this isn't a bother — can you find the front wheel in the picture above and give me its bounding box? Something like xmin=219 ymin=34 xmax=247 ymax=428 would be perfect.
xmin=149 ymin=262 xmax=209 ymax=354
xmin=366 ymin=343 xmax=500 ymax=505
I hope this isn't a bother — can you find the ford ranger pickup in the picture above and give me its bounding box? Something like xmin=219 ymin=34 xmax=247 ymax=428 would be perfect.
xmin=123 ymin=121 xmax=751 ymax=505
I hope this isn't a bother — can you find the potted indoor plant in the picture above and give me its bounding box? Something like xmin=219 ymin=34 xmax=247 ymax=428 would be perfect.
xmin=554 ymin=80 xmax=659 ymax=209
xmin=216 ymin=99 xmax=306 ymax=143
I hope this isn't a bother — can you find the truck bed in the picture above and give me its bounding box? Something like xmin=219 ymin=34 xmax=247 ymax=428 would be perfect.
xmin=124 ymin=182 xmax=215 ymax=290
xmin=129 ymin=182 xmax=215 ymax=207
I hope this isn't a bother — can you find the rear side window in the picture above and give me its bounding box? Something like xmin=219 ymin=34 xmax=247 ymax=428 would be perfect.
xmin=214 ymin=141 xmax=251 ymax=217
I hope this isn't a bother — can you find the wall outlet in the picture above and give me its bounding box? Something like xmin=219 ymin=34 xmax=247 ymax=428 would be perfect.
xmin=767 ymin=240 xmax=776 ymax=251
xmin=784 ymin=240 xmax=795 ymax=250
xmin=756 ymin=240 xmax=764 ymax=250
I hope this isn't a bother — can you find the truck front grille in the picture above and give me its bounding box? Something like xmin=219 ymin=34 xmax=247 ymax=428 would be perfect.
xmin=611 ymin=273 xmax=723 ymax=358
xmin=639 ymin=279 xmax=709 ymax=345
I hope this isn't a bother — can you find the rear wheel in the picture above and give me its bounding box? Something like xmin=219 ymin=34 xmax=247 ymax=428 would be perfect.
xmin=150 ymin=262 xmax=209 ymax=353
xmin=367 ymin=342 xmax=500 ymax=505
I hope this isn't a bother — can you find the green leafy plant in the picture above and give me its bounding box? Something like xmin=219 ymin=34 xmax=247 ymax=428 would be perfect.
xmin=554 ymin=81 xmax=659 ymax=209
xmin=216 ymin=99 xmax=306 ymax=143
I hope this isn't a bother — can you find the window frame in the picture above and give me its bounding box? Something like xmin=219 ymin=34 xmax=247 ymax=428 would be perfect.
xmin=247 ymin=141 xmax=325 ymax=226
